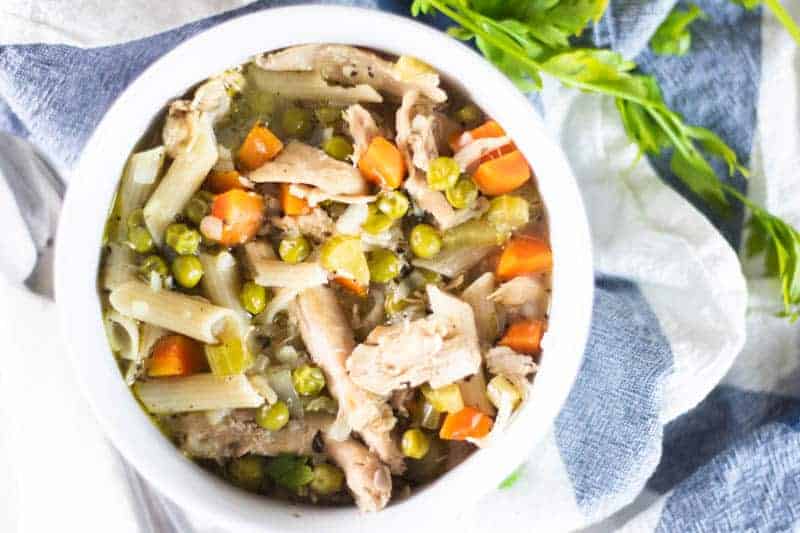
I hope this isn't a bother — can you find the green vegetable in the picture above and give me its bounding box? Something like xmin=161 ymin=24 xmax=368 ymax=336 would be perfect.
xmin=486 ymin=195 xmax=530 ymax=233
xmin=310 ymin=463 xmax=345 ymax=495
xmin=126 ymin=208 xmax=145 ymax=230
xmin=454 ymin=104 xmax=482 ymax=127
xmin=139 ymin=255 xmax=168 ymax=279
xmin=228 ymin=455 xmax=264 ymax=491
xmin=205 ymin=326 xmax=253 ymax=375
xmin=442 ymin=219 xmax=507 ymax=249
xmin=409 ymin=224 xmax=442 ymax=259
xmin=322 ymin=135 xmax=354 ymax=161
xmin=315 ymin=106 xmax=342 ymax=126
xmin=165 ymin=223 xmax=201 ymax=255
xmin=377 ymin=190 xmax=410 ymax=220
xmin=265 ymin=454 xmax=314 ymax=491
xmin=320 ymin=235 xmax=370 ymax=286
xmin=401 ymin=428 xmax=431 ymax=459
xmin=240 ymin=281 xmax=268 ymax=315
xmin=256 ymin=400 xmax=290 ymax=431
xmin=281 ymin=106 xmax=314 ymax=139
xmin=651 ymin=4 xmax=706 ymax=56
xmin=292 ymin=364 xmax=326 ymax=396
xmin=445 ymin=178 xmax=478 ymax=209
xmin=368 ymin=249 xmax=403 ymax=283
xmin=421 ymin=383 xmax=464 ymax=413
xmin=278 ymin=235 xmax=311 ymax=264
xmin=184 ymin=192 xmax=213 ymax=225
xmin=171 ymin=255 xmax=204 ymax=288
xmin=420 ymin=400 xmax=442 ymax=430
xmin=426 ymin=156 xmax=461 ymax=191
xmin=127 ymin=226 xmax=154 ymax=253
xmin=302 ymin=395 xmax=338 ymax=414
xmin=363 ymin=203 xmax=394 ymax=234
xmin=731 ymin=0 xmax=800 ymax=46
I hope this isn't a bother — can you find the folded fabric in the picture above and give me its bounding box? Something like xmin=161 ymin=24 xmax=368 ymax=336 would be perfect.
xmin=0 ymin=1 xmax=798 ymax=532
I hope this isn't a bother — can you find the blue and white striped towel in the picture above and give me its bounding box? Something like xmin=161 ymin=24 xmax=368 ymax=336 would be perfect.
xmin=1 ymin=1 xmax=798 ymax=531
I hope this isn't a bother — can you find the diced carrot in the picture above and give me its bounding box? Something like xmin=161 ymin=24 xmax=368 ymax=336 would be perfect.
xmin=237 ymin=124 xmax=283 ymax=170
xmin=333 ymin=276 xmax=368 ymax=297
xmin=210 ymin=189 xmax=265 ymax=246
xmin=500 ymin=320 xmax=546 ymax=355
xmin=473 ymin=150 xmax=531 ymax=196
xmin=496 ymin=236 xmax=552 ymax=280
xmin=358 ymin=137 xmax=406 ymax=189
xmin=280 ymin=183 xmax=311 ymax=216
xmin=449 ymin=120 xmax=507 ymax=152
xmin=439 ymin=406 xmax=494 ymax=441
xmin=147 ymin=334 xmax=208 ymax=377
xmin=207 ymin=170 xmax=244 ymax=193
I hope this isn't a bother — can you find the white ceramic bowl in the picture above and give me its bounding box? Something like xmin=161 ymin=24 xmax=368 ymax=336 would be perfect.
xmin=55 ymin=5 xmax=593 ymax=532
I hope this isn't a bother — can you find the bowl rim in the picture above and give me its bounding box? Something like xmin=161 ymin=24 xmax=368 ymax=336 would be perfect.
xmin=55 ymin=5 xmax=593 ymax=531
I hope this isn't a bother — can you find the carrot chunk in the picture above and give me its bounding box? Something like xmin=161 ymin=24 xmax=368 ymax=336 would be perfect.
xmin=280 ymin=183 xmax=311 ymax=216
xmin=496 ymin=236 xmax=552 ymax=280
xmin=147 ymin=334 xmax=208 ymax=377
xmin=500 ymin=320 xmax=546 ymax=355
xmin=449 ymin=120 xmax=507 ymax=152
xmin=210 ymin=189 xmax=264 ymax=246
xmin=473 ymin=150 xmax=531 ymax=196
xmin=439 ymin=406 xmax=494 ymax=440
xmin=207 ymin=170 xmax=244 ymax=193
xmin=237 ymin=124 xmax=283 ymax=170
xmin=358 ymin=137 xmax=406 ymax=189
xmin=333 ymin=276 xmax=368 ymax=297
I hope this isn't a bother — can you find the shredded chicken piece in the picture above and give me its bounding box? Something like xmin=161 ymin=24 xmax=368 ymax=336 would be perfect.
xmin=323 ymin=434 xmax=392 ymax=512
xmin=168 ymin=410 xmax=331 ymax=459
xmin=490 ymin=275 xmax=549 ymax=320
xmin=249 ymin=141 xmax=369 ymax=195
xmin=347 ymin=286 xmax=481 ymax=395
xmin=270 ymin=207 xmax=336 ymax=242
xmin=461 ymin=272 xmax=499 ymax=345
xmin=249 ymin=68 xmax=383 ymax=104
xmin=454 ymin=136 xmax=512 ymax=171
xmin=287 ymin=184 xmax=376 ymax=208
xmin=243 ymin=240 xmax=328 ymax=289
xmin=291 ymin=287 xmax=404 ymax=473
xmin=486 ymin=346 xmax=538 ymax=380
xmin=343 ymin=104 xmax=380 ymax=164
xmin=390 ymin=388 xmax=415 ymax=417
xmin=257 ymin=44 xmax=447 ymax=103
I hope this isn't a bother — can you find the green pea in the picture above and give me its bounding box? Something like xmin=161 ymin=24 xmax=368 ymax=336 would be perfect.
xmin=377 ymin=191 xmax=409 ymax=220
xmin=486 ymin=195 xmax=530 ymax=233
xmin=322 ymin=136 xmax=354 ymax=161
xmin=362 ymin=204 xmax=394 ymax=235
xmin=139 ymin=255 xmax=168 ymax=279
xmin=165 ymin=223 xmax=202 ymax=255
xmin=454 ymin=104 xmax=482 ymax=128
xmin=368 ymin=249 xmax=403 ymax=283
xmin=401 ymin=428 xmax=430 ymax=459
xmin=255 ymin=401 xmax=290 ymax=431
xmin=126 ymin=208 xmax=145 ymax=230
xmin=172 ymin=255 xmax=204 ymax=288
xmin=292 ymin=364 xmax=326 ymax=396
xmin=445 ymin=178 xmax=479 ymax=209
xmin=409 ymin=224 xmax=442 ymax=259
xmin=240 ymin=281 xmax=268 ymax=315
xmin=315 ymin=106 xmax=342 ymax=126
xmin=281 ymin=106 xmax=314 ymax=139
xmin=310 ymin=463 xmax=345 ymax=495
xmin=278 ymin=236 xmax=311 ymax=264
xmin=228 ymin=455 xmax=264 ymax=491
xmin=184 ymin=196 xmax=210 ymax=226
xmin=427 ymin=157 xmax=461 ymax=191
xmin=127 ymin=226 xmax=154 ymax=253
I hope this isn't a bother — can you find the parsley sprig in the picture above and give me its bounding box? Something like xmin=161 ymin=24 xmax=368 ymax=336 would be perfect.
xmin=411 ymin=0 xmax=800 ymax=320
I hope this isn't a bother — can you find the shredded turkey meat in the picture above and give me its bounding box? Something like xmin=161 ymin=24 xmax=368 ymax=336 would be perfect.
xmin=486 ymin=346 xmax=538 ymax=381
xmin=168 ymin=410 xmax=332 ymax=459
xmin=324 ymin=433 xmax=392 ymax=512
xmin=343 ymin=104 xmax=380 ymax=164
xmin=270 ymin=206 xmax=336 ymax=241
xmin=291 ymin=286 xmax=404 ymax=473
xmin=454 ymin=136 xmax=512 ymax=171
xmin=490 ymin=275 xmax=549 ymax=320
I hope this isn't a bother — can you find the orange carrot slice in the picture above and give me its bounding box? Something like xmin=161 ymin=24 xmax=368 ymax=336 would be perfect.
xmin=440 ymin=407 xmax=494 ymax=440
xmin=210 ymin=189 xmax=264 ymax=246
xmin=279 ymin=183 xmax=311 ymax=216
xmin=499 ymin=320 xmax=546 ymax=354
xmin=473 ymin=150 xmax=531 ymax=196
xmin=207 ymin=170 xmax=245 ymax=193
xmin=496 ymin=236 xmax=552 ymax=280
xmin=147 ymin=334 xmax=208 ymax=377
xmin=237 ymin=124 xmax=283 ymax=170
xmin=333 ymin=276 xmax=368 ymax=297
xmin=358 ymin=137 xmax=406 ymax=189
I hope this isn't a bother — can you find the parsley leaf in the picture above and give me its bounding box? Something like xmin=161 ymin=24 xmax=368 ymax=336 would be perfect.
xmin=499 ymin=464 xmax=525 ymax=489
xmin=265 ymin=454 xmax=314 ymax=490
xmin=651 ymin=3 xmax=707 ymax=56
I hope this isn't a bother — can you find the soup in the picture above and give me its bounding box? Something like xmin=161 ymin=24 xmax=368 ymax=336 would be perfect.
xmin=98 ymin=44 xmax=551 ymax=512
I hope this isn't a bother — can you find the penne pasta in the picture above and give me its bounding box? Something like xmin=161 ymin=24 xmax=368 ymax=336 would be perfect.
xmin=138 ymin=323 xmax=168 ymax=361
xmin=104 ymin=310 xmax=140 ymax=361
xmin=144 ymin=118 xmax=217 ymax=245
xmin=198 ymin=250 xmax=247 ymax=318
xmin=134 ymin=374 xmax=264 ymax=414
xmin=114 ymin=146 xmax=166 ymax=242
xmin=243 ymin=240 xmax=327 ymax=289
xmin=102 ymin=242 xmax=137 ymax=291
xmin=109 ymin=280 xmax=236 ymax=344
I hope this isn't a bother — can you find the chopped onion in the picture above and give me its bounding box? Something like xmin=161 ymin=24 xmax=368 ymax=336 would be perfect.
xmin=200 ymin=215 xmax=223 ymax=241
xmin=267 ymin=367 xmax=303 ymax=418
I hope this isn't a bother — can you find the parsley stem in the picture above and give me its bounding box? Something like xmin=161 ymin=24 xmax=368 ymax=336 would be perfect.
xmin=763 ymin=0 xmax=800 ymax=46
